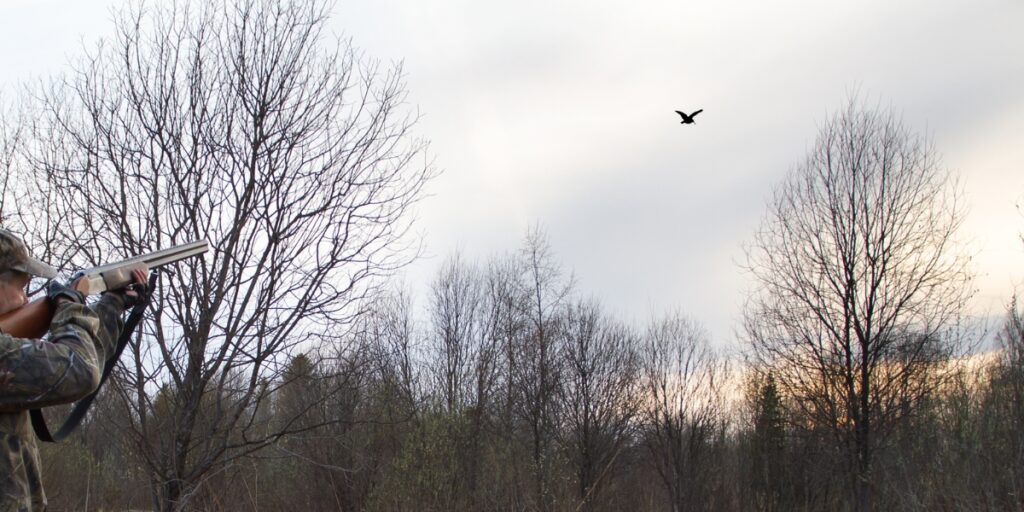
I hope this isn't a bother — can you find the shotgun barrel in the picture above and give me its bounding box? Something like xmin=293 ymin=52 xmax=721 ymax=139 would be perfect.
xmin=73 ymin=240 xmax=208 ymax=295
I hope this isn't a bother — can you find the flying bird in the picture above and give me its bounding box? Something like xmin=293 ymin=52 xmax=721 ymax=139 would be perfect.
xmin=675 ymin=109 xmax=703 ymax=124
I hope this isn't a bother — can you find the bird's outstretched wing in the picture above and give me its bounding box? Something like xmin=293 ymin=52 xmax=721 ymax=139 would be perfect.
xmin=675 ymin=110 xmax=687 ymax=119
xmin=690 ymin=109 xmax=703 ymax=117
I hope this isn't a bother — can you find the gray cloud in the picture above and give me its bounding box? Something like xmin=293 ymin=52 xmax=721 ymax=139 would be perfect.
xmin=3 ymin=0 xmax=1022 ymax=346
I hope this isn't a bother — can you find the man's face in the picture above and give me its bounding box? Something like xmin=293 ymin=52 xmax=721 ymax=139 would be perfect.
xmin=0 ymin=271 xmax=32 ymax=316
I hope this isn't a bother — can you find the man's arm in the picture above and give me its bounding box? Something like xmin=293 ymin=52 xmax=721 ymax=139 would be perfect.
xmin=0 ymin=295 xmax=126 ymax=411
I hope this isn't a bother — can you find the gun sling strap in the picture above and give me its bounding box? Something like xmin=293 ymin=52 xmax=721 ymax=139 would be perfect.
xmin=30 ymin=272 xmax=158 ymax=443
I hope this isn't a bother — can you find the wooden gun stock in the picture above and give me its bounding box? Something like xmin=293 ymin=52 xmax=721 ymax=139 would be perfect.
xmin=0 ymin=298 xmax=54 ymax=339
xmin=0 ymin=278 xmax=92 ymax=339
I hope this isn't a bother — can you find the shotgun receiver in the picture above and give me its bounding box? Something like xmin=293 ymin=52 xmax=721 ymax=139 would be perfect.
xmin=0 ymin=240 xmax=209 ymax=338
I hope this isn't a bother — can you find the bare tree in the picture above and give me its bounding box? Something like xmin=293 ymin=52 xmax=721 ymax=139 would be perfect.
xmin=558 ymin=299 xmax=640 ymax=511
xmin=429 ymin=253 xmax=488 ymax=414
xmin=640 ymin=312 xmax=729 ymax=512
xmin=423 ymin=253 xmax=502 ymax=507
xmin=977 ymin=297 xmax=1024 ymax=508
xmin=511 ymin=227 xmax=573 ymax=511
xmin=17 ymin=0 xmax=432 ymax=509
xmin=364 ymin=286 xmax=421 ymax=420
xmin=0 ymin=101 xmax=74 ymax=268
xmin=310 ymin=287 xmax=422 ymax=511
xmin=483 ymin=252 xmax=532 ymax=508
xmin=743 ymin=99 xmax=972 ymax=512
xmin=0 ymin=99 xmax=16 ymax=222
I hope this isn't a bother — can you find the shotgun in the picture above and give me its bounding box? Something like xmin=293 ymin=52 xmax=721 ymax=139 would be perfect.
xmin=0 ymin=240 xmax=208 ymax=338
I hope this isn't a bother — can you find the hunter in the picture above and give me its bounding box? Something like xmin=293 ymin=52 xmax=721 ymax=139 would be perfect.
xmin=0 ymin=229 xmax=145 ymax=511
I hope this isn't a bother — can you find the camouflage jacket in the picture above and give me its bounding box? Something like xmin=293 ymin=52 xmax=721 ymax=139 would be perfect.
xmin=0 ymin=295 xmax=125 ymax=512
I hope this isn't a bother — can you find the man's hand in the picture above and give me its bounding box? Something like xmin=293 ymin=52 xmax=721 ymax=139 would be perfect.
xmin=47 ymin=279 xmax=86 ymax=306
xmin=110 ymin=268 xmax=149 ymax=310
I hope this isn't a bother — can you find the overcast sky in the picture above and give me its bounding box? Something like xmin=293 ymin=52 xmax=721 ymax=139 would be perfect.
xmin=2 ymin=0 xmax=1022 ymax=348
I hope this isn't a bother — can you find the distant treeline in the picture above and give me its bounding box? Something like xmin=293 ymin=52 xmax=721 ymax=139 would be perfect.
xmin=40 ymin=229 xmax=1023 ymax=511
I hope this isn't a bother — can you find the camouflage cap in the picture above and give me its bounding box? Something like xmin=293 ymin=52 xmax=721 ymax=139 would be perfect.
xmin=0 ymin=229 xmax=57 ymax=279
